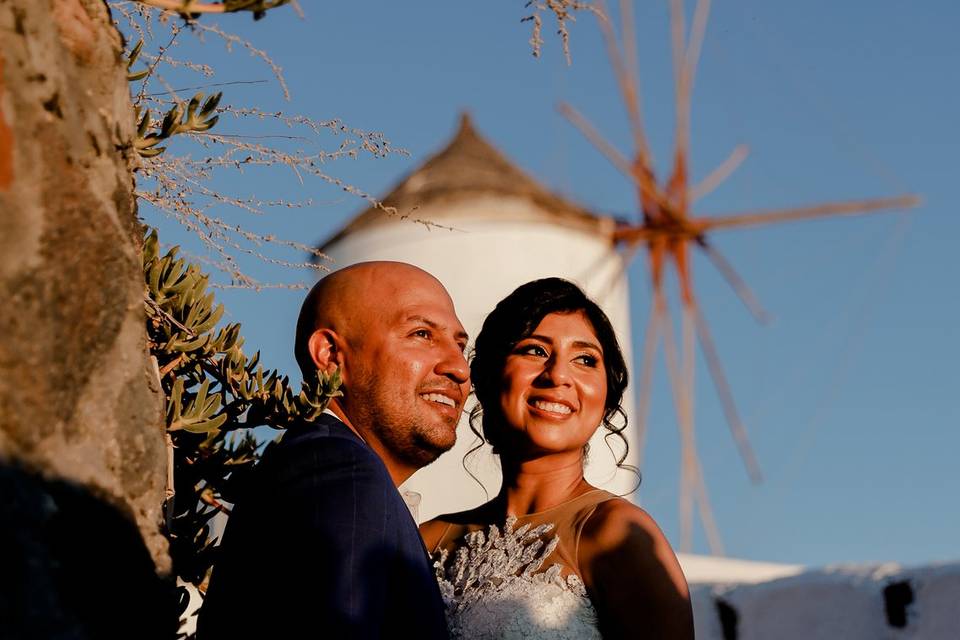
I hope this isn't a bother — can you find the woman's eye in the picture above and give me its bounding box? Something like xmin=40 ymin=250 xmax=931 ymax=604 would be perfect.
xmin=412 ymin=329 xmax=431 ymax=339
xmin=519 ymin=344 xmax=548 ymax=357
xmin=576 ymin=354 xmax=599 ymax=367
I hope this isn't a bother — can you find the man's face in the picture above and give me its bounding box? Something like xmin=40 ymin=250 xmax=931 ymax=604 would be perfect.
xmin=343 ymin=271 xmax=470 ymax=470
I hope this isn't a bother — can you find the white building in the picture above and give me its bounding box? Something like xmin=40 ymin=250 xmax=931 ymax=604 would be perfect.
xmin=318 ymin=114 xmax=638 ymax=521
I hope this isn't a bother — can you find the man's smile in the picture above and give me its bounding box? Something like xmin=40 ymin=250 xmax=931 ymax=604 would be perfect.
xmin=420 ymin=392 xmax=457 ymax=408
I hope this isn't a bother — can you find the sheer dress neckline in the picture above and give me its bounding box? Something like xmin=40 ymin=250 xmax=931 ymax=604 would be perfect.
xmin=431 ymin=488 xmax=615 ymax=639
xmin=506 ymin=488 xmax=607 ymax=520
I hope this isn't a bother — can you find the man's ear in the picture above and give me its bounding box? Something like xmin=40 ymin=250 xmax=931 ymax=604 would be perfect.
xmin=307 ymin=329 xmax=343 ymax=377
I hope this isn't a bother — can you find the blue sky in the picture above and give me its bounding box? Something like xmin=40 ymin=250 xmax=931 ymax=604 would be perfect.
xmin=136 ymin=1 xmax=959 ymax=567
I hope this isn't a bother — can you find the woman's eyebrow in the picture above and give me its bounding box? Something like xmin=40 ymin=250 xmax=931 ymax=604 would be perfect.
xmin=524 ymin=335 xmax=601 ymax=352
xmin=571 ymin=340 xmax=602 ymax=352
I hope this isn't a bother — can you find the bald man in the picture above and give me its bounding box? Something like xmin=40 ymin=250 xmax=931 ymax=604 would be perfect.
xmin=198 ymin=262 xmax=469 ymax=639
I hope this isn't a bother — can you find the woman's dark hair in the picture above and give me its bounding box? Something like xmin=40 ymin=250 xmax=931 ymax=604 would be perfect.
xmin=467 ymin=277 xmax=633 ymax=475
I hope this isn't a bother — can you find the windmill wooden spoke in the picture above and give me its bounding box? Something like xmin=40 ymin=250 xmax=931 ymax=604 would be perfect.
xmin=656 ymin=291 xmax=727 ymax=554
xmin=685 ymin=0 xmax=713 ymax=93
xmin=691 ymin=144 xmax=749 ymax=203
xmin=582 ymin=243 xmax=634 ymax=306
xmin=596 ymin=0 xmax=650 ymax=162
xmin=679 ymin=302 xmax=698 ymax=553
xmin=612 ymin=224 xmax=657 ymax=244
xmin=558 ymin=102 xmax=635 ymax=180
xmin=669 ymin=0 xmax=690 ymax=170
xmin=703 ymin=194 xmax=921 ymax=231
xmin=657 ymin=295 xmax=689 ymax=547
xmin=658 ymin=295 xmax=700 ymax=552
xmin=696 ymin=238 xmax=771 ymax=324
xmin=595 ymin=240 xmax=644 ymax=305
xmin=682 ymin=299 xmax=696 ymax=401
xmin=692 ymin=302 xmax=764 ymax=483
xmin=669 ymin=0 xmax=712 ymax=184
xmin=558 ymin=102 xmax=669 ymax=211
xmin=676 ymin=397 xmax=725 ymax=556
xmin=656 ymin=292 xmax=686 ymax=505
xmin=669 ymin=0 xmax=687 ymax=97
xmin=669 ymin=238 xmax=695 ymax=311
xmin=583 ymin=242 xmax=641 ymax=315
xmin=657 ymin=290 xmax=682 ymax=411
xmin=680 ymin=444 xmax=695 ymax=553
xmin=632 ymin=294 xmax=663 ymax=473
xmin=619 ymin=0 xmax=640 ymax=105
xmin=694 ymin=452 xmax=725 ymax=556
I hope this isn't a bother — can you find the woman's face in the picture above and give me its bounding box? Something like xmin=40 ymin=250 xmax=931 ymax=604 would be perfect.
xmin=497 ymin=311 xmax=608 ymax=457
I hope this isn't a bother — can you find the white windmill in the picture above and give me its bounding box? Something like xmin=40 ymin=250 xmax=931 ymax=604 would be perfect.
xmin=317 ymin=114 xmax=639 ymax=522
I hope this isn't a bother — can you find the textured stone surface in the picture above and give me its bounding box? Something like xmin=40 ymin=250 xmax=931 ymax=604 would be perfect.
xmin=0 ymin=464 xmax=178 ymax=638
xmin=0 ymin=0 xmax=168 ymax=573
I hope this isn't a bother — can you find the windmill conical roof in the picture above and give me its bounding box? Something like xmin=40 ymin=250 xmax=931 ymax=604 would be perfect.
xmin=318 ymin=114 xmax=616 ymax=251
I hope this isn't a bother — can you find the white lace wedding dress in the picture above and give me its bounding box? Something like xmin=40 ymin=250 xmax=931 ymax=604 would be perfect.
xmin=430 ymin=490 xmax=615 ymax=639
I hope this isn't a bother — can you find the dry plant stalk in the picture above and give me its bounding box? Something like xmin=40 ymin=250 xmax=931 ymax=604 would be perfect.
xmin=522 ymin=0 xmax=601 ymax=64
xmin=110 ymin=1 xmax=411 ymax=289
xmin=133 ymin=0 xmax=301 ymax=19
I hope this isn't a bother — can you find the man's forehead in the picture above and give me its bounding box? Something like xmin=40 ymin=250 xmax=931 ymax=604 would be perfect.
xmin=391 ymin=303 xmax=467 ymax=336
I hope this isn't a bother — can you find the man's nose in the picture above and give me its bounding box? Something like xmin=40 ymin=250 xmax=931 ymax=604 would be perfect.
xmin=436 ymin=341 xmax=469 ymax=385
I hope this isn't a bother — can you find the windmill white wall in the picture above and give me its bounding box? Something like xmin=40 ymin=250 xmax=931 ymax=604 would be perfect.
xmin=324 ymin=194 xmax=638 ymax=521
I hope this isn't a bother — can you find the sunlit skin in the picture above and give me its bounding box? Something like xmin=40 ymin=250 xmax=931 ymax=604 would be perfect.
xmin=498 ymin=311 xmax=608 ymax=468
xmin=302 ymin=262 xmax=470 ymax=486
xmin=421 ymin=309 xmax=694 ymax=638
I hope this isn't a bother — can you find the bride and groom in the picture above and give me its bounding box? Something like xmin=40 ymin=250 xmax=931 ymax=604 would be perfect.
xmin=197 ymin=262 xmax=694 ymax=639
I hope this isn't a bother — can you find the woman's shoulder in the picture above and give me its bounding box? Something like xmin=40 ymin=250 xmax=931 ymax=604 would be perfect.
xmin=576 ymin=497 xmax=689 ymax=601
xmin=577 ymin=497 xmax=679 ymax=572
xmin=576 ymin=500 xmax=694 ymax=638
xmin=419 ymin=503 xmax=496 ymax=552
xmin=580 ymin=496 xmax=664 ymax=545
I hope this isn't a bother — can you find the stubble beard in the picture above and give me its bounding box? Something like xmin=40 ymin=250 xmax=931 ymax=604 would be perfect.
xmin=349 ymin=370 xmax=457 ymax=470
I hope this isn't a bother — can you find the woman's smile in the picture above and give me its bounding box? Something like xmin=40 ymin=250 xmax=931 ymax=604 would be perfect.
xmin=527 ymin=396 xmax=575 ymax=417
xmin=498 ymin=311 xmax=607 ymax=453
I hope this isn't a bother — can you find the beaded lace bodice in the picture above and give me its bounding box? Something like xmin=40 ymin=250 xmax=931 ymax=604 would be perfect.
xmin=430 ymin=490 xmax=616 ymax=639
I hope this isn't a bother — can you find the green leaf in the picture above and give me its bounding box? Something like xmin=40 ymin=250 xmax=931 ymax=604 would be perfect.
xmin=181 ymin=412 xmax=228 ymax=434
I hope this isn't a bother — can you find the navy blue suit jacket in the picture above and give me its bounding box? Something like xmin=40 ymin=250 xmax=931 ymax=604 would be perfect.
xmin=197 ymin=414 xmax=448 ymax=639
